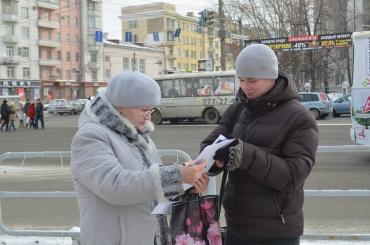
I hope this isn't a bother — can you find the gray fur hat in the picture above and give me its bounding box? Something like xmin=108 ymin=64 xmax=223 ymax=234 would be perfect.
xmin=106 ymin=70 xmax=161 ymax=107
xmin=235 ymin=44 xmax=278 ymax=79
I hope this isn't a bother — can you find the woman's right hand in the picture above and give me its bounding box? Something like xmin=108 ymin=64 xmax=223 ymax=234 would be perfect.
xmin=179 ymin=160 xmax=207 ymax=185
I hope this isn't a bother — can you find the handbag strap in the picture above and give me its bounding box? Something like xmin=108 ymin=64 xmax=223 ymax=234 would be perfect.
xmin=218 ymin=168 xmax=228 ymax=216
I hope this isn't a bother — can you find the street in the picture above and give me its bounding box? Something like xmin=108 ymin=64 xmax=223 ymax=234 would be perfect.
xmin=0 ymin=114 xmax=369 ymax=237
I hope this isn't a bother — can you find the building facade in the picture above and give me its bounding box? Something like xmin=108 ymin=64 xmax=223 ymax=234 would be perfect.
xmin=0 ymin=0 xmax=40 ymax=100
xmin=121 ymin=2 xmax=211 ymax=73
xmin=103 ymin=40 xmax=164 ymax=80
xmin=0 ymin=0 xmax=105 ymax=102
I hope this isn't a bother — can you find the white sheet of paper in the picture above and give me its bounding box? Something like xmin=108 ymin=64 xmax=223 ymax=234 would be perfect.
xmin=195 ymin=136 xmax=235 ymax=172
xmin=152 ymin=135 xmax=235 ymax=215
xmin=151 ymin=201 xmax=176 ymax=215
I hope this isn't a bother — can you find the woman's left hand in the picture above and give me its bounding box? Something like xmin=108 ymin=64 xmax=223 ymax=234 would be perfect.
xmin=191 ymin=172 xmax=209 ymax=193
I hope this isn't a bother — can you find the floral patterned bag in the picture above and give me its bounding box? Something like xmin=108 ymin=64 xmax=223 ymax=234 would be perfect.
xmin=170 ymin=194 xmax=222 ymax=245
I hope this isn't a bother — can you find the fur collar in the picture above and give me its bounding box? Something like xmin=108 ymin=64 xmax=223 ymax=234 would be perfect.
xmin=82 ymin=88 xmax=154 ymax=150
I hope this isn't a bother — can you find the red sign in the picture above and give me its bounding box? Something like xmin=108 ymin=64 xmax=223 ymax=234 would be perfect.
xmin=363 ymin=96 xmax=370 ymax=113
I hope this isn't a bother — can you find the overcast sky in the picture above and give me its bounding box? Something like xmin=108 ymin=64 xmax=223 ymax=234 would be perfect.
xmin=103 ymin=0 xmax=218 ymax=39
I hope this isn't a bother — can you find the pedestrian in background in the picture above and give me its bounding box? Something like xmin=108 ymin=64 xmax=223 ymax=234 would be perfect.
xmin=16 ymin=104 xmax=25 ymax=128
xmin=0 ymin=100 xmax=10 ymax=132
xmin=23 ymin=99 xmax=30 ymax=128
xmin=201 ymin=44 xmax=319 ymax=245
xmin=8 ymin=102 xmax=17 ymax=131
xmin=71 ymin=70 xmax=209 ymax=245
xmin=35 ymin=99 xmax=45 ymax=129
xmin=27 ymin=102 xmax=36 ymax=128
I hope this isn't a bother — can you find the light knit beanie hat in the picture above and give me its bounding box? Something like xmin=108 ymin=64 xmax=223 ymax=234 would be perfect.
xmin=235 ymin=44 xmax=278 ymax=79
xmin=106 ymin=70 xmax=161 ymax=107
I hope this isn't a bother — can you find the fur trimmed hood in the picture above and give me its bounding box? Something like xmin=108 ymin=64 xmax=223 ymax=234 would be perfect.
xmin=78 ymin=88 xmax=154 ymax=149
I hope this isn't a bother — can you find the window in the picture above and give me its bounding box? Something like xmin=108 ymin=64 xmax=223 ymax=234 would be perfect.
xmin=88 ymin=1 xmax=96 ymax=11
xmin=7 ymin=66 xmax=16 ymax=78
xmin=7 ymin=47 xmax=15 ymax=56
xmin=91 ymin=54 xmax=97 ymax=63
xmin=22 ymin=47 xmax=29 ymax=57
xmin=47 ymin=49 xmax=52 ymax=59
xmin=21 ymin=7 xmax=28 ymax=18
xmin=23 ymin=67 xmax=30 ymax=79
xmin=92 ymin=71 xmax=97 ymax=81
xmin=122 ymin=57 xmax=129 ymax=70
xmin=21 ymin=26 xmax=29 ymax=39
xmin=67 ymin=70 xmax=71 ymax=80
xmin=167 ymin=31 xmax=174 ymax=41
xmin=128 ymin=20 xmax=137 ymax=28
xmin=104 ymin=56 xmax=110 ymax=62
xmin=6 ymin=24 xmax=15 ymax=35
xmin=105 ymin=69 xmax=111 ymax=78
xmin=66 ymin=52 xmax=71 ymax=61
xmin=57 ymin=51 xmax=61 ymax=60
xmin=76 ymin=17 xmax=79 ymax=27
xmin=47 ymin=30 xmax=52 ymax=40
xmin=88 ymin=15 xmax=100 ymax=29
xmin=75 ymin=52 xmax=79 ymax=62
xmin=56 ymin=32 xmax=61 ymax=42
xmin=131 ymin=58 xmax=137 ymax=71
xmin=56 ymin=68 xmax=61 ymax=79
xmin=193 ymin=77 xmax=213 ymax=97
xmin=139 ymin=59 xmax=145 ymax=73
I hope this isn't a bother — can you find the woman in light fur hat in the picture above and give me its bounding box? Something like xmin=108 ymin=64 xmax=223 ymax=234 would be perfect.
xmin=71 ymin=70 xmax=208 ymax=245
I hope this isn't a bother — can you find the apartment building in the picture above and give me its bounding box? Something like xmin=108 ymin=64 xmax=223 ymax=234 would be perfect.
xmin=103 ymin=40 xmax=164 ymax=80
xmin=0 ymin=0 xmax=104 ymax=101
xmin=0 ymin=0 xmax=40 ymax=100
xmin=121 ymin=2 xmax=209 ymax=73
xmin=79 ymin=0 xmax=105 ymax=98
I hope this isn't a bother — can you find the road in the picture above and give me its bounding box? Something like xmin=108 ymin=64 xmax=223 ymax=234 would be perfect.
xmin=0 ymin=114 xmax=369 ymax=237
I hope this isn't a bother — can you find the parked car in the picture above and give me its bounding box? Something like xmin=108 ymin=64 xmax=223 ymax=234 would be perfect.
xmin=327 ymin=92 xmax=343 ymax=101
xmin=332 ymin=93 xmax=351 ymax=117
xmin=298 ymin=92 xmax=333 ymax=120
xmin=48 ymin=99 xmax=83 ymax=115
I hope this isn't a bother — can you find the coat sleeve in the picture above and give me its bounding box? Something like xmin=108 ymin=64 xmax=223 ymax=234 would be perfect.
xmin=71 ymin=125 xmax=183 ymax=206
xmin=239 ymin=111 xmax=318 ymax=192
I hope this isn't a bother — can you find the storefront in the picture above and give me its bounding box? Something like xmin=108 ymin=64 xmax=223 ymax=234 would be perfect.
xmin=83 ymin=81 xmax=107 ymax=98
xmin=0 ymin=80 xmax=41 ymax=101
xmin=41 ymin=80 xmax=81 ymax=101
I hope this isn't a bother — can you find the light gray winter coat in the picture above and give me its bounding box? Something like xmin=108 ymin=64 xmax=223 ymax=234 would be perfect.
xmin=71 ymin=89 xmax=183 ymax=245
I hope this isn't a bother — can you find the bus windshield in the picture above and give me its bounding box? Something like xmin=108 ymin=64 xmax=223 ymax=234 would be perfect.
xmin=151 ymin=70 xmax=238 ymax=124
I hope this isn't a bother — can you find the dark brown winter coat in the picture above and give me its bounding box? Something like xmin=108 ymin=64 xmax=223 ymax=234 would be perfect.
xmin=201 ymin=71 xmax=318 ymax=240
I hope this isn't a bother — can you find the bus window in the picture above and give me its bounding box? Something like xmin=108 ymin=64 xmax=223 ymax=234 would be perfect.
xmin=158 ymin=79 xmax=174 ymax=98
xmin=214 ymin=76 xmax=235 ymax=95
xmin=194 ymin=77 xmax=213 ymax=96
xmin=175 ymin=78 xmax=193 ymax=97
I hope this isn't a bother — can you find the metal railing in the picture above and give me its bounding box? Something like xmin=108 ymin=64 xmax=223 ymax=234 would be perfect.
xmin=1 ymin=149 xmax=370 ymax=242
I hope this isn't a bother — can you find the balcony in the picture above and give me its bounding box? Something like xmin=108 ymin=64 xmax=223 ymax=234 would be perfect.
xmin=38 ymin=19 xmax=60 ymax=29
xmin=167 ymin=53 xmax=176 ymax=60
xmin=39 ymin=39 xmax=60 ymax=48
xmin=37 ymin=0 xmax=59 ymax=10
xmin=165 ymin=40 xmax=175 ymax=46
xmin=88 ymin=62 xmax=100 ymax=71
xmin=0 ymin=56 xmax=21 ymax=65
xmin=39 ymin=59 xmax=61 ymax=67
xmin=167 ymin=25 xmax=177 ymax=32
xmin=2 ymin=13 xmax=18 ymax=22
xmin=88 ymin=44 xmax=102 ymax=52
xmin=2 ymin=35 xmax=19 ymax=45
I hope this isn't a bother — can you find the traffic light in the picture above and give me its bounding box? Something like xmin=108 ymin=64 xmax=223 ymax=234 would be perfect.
xmin=206 ymin=11 xmax=215 ymax=27
xmin=198 ymin=10 xmax=206 ymax=27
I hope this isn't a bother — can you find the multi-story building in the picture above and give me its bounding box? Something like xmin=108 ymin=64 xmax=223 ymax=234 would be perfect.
xmin=0 ymin=0 xmax=40 ymax=100
xmin=37 ymin=0 xmax=60 ymax=100
xmin=121 ymin=2 xmax=210 ymax=73
xmin=0 ymin=0 xmax=104 ymax=101
xmin=79 ymin=0 xmax=105 ymax=98
xmin=103 ymin=40 xmax=164 ymax=79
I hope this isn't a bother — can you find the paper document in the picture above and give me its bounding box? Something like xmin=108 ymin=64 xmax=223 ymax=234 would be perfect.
xmin=152 ymin=135 xmax=235 ymax=215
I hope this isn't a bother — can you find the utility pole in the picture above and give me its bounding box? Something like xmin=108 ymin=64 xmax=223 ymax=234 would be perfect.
xmin=218 ymin=0 xmax=226 ymax=70
xmin=353 ymin=0 xmax=356 ymax=32
xmin=238 ymin=17 xmax=243 ymax=51
xmin=133 ymin=52 xmax=136 ymax=71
